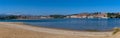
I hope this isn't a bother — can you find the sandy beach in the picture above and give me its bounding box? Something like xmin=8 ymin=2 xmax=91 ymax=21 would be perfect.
xmin=0 ymin=22 xmax=118 ymax=38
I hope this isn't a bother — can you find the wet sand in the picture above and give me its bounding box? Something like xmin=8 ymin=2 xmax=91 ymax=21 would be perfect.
xmin=0 ymin=22 xmax=115 ymax=38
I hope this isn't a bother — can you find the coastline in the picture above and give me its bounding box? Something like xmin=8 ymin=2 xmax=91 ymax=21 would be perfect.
xmin=0 ymin=22 xmax=113 ymax=38
xmin=23 ymin=22 xmax=113 ymax=32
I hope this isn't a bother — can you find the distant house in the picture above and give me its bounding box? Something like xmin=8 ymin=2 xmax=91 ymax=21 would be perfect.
xmin=17 ymin=15 xmax=52 ymax=20
xmin=94 ymin=13 xmax=107 ymax=18
xmin=66 ymin=13 xmax=108 ymax=18
xmin=68 ymin=13 xmax=89 ymax=18
xmin=40 ymin=16 xmax=52 ymax=19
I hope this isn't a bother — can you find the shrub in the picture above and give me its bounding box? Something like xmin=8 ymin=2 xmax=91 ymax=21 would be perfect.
xmin=112 ymin=27 xmax=120 ymax=35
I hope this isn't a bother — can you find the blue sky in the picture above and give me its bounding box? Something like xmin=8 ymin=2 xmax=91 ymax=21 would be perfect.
xmin=0 ymin=0 xmax=120 ymax=15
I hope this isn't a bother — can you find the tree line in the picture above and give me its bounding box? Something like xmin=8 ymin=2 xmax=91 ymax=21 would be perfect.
xmin=0 ymin=13 xmax=120 ymax=20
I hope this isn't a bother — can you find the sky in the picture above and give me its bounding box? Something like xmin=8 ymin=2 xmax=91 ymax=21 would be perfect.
xmin=0 ymin=0 xmax=120 ymax=15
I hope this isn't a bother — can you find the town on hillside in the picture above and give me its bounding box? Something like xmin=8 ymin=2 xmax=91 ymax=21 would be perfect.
xmin=0 ymin=12 xmax=120 ymax=20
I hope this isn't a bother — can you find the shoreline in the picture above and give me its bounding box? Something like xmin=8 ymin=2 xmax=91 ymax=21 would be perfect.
xmin=23 ymin=22 xmax=113 ymax=32
xmin=0 ymin=22 xmax=112 ymax=36
xmin=2 ymin=22 xmax=120 ymax=38
xmin=13 ymin=22 xmax=113 ymax=32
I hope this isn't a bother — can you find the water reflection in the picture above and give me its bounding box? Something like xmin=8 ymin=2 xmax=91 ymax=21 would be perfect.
xmin=23 ymin=18 xmax=120 ymax=31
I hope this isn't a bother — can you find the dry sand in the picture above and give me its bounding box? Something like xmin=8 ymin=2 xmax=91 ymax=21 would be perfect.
xmin=0 ymin=22 xmax=117 ymax=38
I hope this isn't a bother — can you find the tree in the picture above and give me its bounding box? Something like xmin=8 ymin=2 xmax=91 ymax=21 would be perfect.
xmin=107 ymin=13 xmax=118 ymax=18
xmin=49 ymin=15 xmax=66 ymax=18
xmin=6 ymin=15 xmax=18 ymax=19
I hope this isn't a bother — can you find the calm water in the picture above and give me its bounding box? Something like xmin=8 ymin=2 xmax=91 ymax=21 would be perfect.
xmin=1 ymin=18 xmax=120 ymax=31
